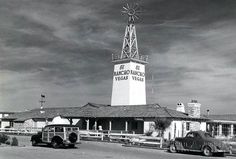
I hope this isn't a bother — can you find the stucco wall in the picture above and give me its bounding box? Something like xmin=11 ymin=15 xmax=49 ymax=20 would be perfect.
xmin=1 ymin=121 xmax=10 ymax=128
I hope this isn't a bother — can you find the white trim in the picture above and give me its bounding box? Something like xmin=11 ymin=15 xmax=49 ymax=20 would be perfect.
xmin=209 ymin=120 xmax=236 ymax=124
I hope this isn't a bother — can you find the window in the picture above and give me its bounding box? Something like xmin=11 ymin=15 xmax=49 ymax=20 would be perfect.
xmin=186 ymin=122 xmax=190 ymax=131
xmin=234 ymin=125 xmax=236 ymax=135
xmin=66 ymin=128 xmax=71 ymax=131
xmin=43 ymin=127 xmax=49 ymax=132
xmin=48 ymin=127 xmax=54 ymax=132
xmin=222 ymin=124 xmax=230 ymax=136
xmin=55 ymin=127 xmax=63 ymax=132
xmin=213 ymin=123 xmax=219 ymax=136
xmin=186 ymin=132 xmax=194 ymax=138
xmin=72 ymin=128 xmax=78 ymax=131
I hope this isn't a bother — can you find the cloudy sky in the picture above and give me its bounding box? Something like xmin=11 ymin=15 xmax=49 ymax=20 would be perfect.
xmin=0 ymin=0 xmax=236 ymax=114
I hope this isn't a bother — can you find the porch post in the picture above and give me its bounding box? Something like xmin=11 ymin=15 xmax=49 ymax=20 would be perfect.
xmin=219 ymin=124 xmax=222 ymax=136
xmin=86 ymin=119 xmax=90 ymax=130
xmin=231 ymin=124 xmax=234 ymax=136
xmin=94 ymin=120 xmax=97 ymax=130
xmin=109 ymin=121 xmax=112 ymax=131
xmin=125 ymin=121 xmax=128 ymax=131
xmin=69 ymin=118 xmax=73 ymax=125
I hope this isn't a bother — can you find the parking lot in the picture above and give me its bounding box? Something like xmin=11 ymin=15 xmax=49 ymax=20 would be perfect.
xmin=0 ymin=135 xmax=234 ymax=159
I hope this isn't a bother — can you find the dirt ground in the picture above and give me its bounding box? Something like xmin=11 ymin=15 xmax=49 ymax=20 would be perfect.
xmin=0 ymin=135 xmax=234 ymax=159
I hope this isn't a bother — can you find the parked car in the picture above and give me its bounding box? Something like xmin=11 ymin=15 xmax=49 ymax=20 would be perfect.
xmin=31 ymin=124 xmax=79 ymax=148
xmin=169 ymin=131 xmax=231 ymax=157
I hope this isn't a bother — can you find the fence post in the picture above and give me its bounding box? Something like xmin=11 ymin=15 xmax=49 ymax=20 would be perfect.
xmin=160 ymin=137 xmax=163 ymax=148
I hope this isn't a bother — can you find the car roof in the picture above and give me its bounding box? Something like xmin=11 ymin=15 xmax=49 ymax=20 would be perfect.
xmin=187 ymin=130 xmax=209 ymax=136
xmin=44 ymin=124 xmax=79 ymax=128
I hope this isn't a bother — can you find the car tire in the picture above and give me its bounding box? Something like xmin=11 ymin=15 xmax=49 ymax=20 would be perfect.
xmin=51 ymin=140 xmax=60 ymax=149
xmin=203 ymin=146 xmax=212 ymax=156
xmin=169 ymin=143 xmax=177 ymax=153
xmin=69 ymin=133 xmax=77 ymax=143
xmin=31 ymin=139 xmax=37 ymax=146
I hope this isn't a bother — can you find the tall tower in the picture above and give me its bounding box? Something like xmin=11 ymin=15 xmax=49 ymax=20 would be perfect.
xmin=111 ymin=4 xmax=148 ymax=106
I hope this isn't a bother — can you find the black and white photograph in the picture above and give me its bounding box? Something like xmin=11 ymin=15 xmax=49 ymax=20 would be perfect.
xmin=0 ymin=0 xmax=236 ymax=158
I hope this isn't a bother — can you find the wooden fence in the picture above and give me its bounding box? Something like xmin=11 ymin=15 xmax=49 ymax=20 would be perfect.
xmin=0 ymin=127 xmax=41 ymax=135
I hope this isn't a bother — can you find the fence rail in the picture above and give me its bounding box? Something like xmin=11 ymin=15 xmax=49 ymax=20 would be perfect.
xmin=0 ymin=127 xmax=41 ymax=135
xmin=78 ymin=130 xmax=163 ymax=148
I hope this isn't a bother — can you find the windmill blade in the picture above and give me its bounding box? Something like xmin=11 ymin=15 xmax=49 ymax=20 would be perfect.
xmin=121 ymin=10 xmax=128 ymax=14
xmin=126 ymin=3 xmax=130 ymax=9
xmin=134 ymin=15 xmax=139 ymax=19
xmin=123 ymin=6 xmax=128 ymax=10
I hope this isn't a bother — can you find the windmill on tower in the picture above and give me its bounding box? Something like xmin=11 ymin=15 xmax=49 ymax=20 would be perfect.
xmin=111 ymin=3 xmax=148 ymax=106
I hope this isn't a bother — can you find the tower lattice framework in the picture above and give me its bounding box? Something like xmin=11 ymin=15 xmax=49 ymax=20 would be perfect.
xmin=121 ymin=23 xmax=139 ymax=59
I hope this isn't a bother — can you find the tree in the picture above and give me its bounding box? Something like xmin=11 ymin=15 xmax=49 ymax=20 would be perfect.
xmin=153 ymin=117 xmax=172 ymax=138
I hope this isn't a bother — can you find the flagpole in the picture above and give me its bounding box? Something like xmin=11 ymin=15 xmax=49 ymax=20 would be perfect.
xmin=39 ymin=94 xmax=46 ymax=109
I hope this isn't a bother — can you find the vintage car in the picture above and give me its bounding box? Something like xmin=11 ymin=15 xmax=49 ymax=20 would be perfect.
xmin=31 ymin=124 xmax=80 ymax=148
xmin=169 ymin=131 xmax=231 ymax=156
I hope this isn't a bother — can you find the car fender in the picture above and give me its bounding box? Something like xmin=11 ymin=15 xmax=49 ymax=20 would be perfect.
xmin=51 ymin=135 xmax=63 ymax=143
xmin=201 ymin=142 xmax=215 ymax=152
xmin=174 ymin=140 xmax=184 ymax=151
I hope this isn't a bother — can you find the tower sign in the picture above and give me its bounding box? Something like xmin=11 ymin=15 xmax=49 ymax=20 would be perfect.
xmin=111 ymin=4 xmax=148 ymax=106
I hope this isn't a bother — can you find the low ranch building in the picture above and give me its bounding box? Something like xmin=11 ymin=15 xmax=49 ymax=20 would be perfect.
xmin=206 ymin=114 xmax=236 ymax=138
xmin=0 ymin=111 xmax=15 ymax=128
xmin=2 ymin=101 xmax=208 ymax=140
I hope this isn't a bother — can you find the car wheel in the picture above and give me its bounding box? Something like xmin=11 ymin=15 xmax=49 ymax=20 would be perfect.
xmin=169 ymin=143 xmax=177 ymax=153
xmin=203 ymin=146 xmax=212 ymax=156
xmin=31 ymin=139 xmax=37 ymax=146
xmin=52 ymin=140 xmax=60 ymax=149
xmin=69 ymin=133 xmax=77 ymax=143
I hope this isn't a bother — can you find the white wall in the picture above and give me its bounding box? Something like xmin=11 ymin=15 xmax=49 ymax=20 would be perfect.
xmin=111 ymin=62 xmax=146 ymax=105
xmin=36 ymin=121 xmax=47 ymax=128
xmin=23 ymin=119 xmax=35 ymax=128
xmin=1 ymin=121 xmax=10 ymax=128
xmin=200 ymin=122 xmax=206 ymax=131
xmin=143 ymin=121 xmax=155 ymax=133
xmin=165 ymin=120 xmax=185 ymax=140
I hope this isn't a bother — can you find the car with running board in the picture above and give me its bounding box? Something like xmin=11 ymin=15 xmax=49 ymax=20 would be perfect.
xmin=169 ymin=130 xmax=232 ymax=157
xmin=31 ymin=124 xmax=80 ymax=148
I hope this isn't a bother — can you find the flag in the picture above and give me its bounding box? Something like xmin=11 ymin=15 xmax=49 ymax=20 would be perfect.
xmin=41 ymin=94 xmax=45 ymax=98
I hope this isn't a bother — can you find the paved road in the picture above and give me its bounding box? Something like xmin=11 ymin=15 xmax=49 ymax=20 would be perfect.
xmin=0 ymin=135 xmax=233 ymax=159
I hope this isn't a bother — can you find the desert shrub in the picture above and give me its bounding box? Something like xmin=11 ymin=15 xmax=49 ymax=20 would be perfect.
xmin=11 ymin=137 xmax=18 ymax=146
xmin=0 ymin=133 xmax=9 ymax=143
xmin=5 ymin=138 xmax=11 ymax=145
xmin=154 ymin=117 xmax=172 ymax=137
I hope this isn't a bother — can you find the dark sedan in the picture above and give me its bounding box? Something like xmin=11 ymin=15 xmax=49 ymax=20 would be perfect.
xmin=169 ymin=131 xmax=231 ymax=157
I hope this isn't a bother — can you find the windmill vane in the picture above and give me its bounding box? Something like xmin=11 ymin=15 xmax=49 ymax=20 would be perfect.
xmin=121 ymin=3 xmax=141 ymax=24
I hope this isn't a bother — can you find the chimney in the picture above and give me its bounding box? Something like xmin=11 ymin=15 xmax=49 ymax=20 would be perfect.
xmin=188 ymin=100 xmax=201 ymax=118
xmin=176 ymin=103 xmax=185 ymax=113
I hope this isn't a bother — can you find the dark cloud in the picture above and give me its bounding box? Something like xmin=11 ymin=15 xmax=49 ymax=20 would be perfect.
xmin=0 ymin=0 xmax=236 ymax=113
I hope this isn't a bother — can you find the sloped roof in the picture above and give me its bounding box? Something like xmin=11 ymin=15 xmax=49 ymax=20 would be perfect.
xmin=3 ymin=106 xmax=81 ymax=122
xmin=3 ymin=103 xmax=208 ymax=122
xmin=208 ymin=114 xmax=236 ymax=121
xmin=62 ymin=103 xmax=207 ymax=121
